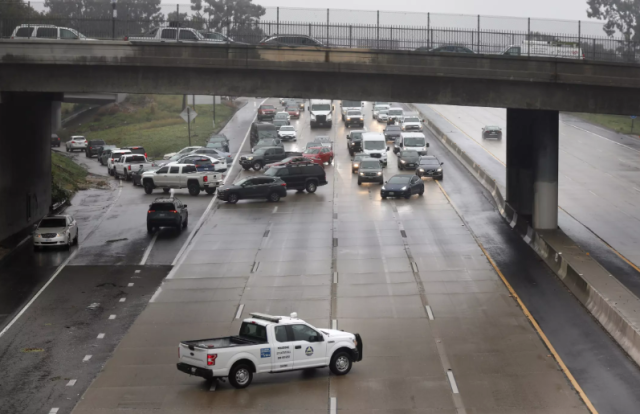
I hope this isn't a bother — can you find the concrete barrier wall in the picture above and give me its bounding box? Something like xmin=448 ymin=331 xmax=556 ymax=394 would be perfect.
xmin=413 ymin=103 xmax=640 ymax=368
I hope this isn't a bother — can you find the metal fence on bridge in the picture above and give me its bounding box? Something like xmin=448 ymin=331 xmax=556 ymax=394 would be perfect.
xmin=1 ymin=1 xmax=638 ymax=64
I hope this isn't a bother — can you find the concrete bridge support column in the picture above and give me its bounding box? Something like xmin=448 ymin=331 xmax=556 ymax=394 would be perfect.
xmin=506 ymin=108 xmax=559 ymax=230
xmin=0 ymin=92 xmax=61 ymax=241
xmin=51 ymin=100 xmax=61 ymax=133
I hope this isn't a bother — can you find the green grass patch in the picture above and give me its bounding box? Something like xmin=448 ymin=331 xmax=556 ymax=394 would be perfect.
xmin=59 ymin=95 xmax=237 ymax=159
xmin=573 ymin=113 xmax=640 ymax=135
xmin=51 ymin=152 xmax=88 ymax=204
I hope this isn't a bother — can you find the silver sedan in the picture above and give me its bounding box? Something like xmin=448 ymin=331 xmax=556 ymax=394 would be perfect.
xmin=33 ymin=215 xmax=79 ymax=250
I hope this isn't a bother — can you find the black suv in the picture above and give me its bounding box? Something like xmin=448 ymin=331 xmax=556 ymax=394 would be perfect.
xmin=217 ymin=176 xmax=288 ymax=204
xmin=346 ymin=130 xmax=365 ymax=155
xmin=264 ymin=163 xmax=328 ymax=193
xmin=147 ymin=197 xmax=188 ymax=233
xmin=86 ymin=139 xmax=106 ymax=158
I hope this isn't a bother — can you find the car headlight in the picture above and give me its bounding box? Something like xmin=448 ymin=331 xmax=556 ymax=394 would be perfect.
xmin=246 ymin=156 xmax=254 ymax=160
xmin=437 ymin=168 xmax=442 ymax=172
xmin=57 ymin=233 xmax=65 ymax=237
xmin=359 ymin=117 xmax=363 ymax=121
xmin=419 ymin=168 xmax=424 ymax=172
xmin=401 ymin=186 xmax=407 ymax=191
xmin=35 ymin=234 xmax=42 ymax=238
xmin=347 ymin=118 xmax=351 ymax=121
xmin=381 ymin=186 xmax=386 ymax=190
xmin=377 ymin=172 xmax=382 ymax=176
xmin=400 ymin=160 xmax=406 ymax=164
xmin=350 ymin=142 xmax=355 ymax=146
xmin=353 ymin=163 xmax=359 ymax=168
xmin=360 ymin=172 xmax=364 ymax=176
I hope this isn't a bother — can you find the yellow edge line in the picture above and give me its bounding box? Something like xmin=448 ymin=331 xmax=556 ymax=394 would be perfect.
xmin=426 ymin=106 xmax=640 ymax=286
xmin=436 ymin=181 xmax=598 ymax=414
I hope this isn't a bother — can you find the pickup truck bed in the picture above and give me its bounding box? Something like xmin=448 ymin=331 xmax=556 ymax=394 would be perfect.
xmin=182 ymin=336 xmax=265 ymax=350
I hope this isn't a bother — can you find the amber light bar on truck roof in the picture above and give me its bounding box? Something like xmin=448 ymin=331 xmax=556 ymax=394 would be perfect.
xmin=250 ymin=312 xmax=282 ymax=322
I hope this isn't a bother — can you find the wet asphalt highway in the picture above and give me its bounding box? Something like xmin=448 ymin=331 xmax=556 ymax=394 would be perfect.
xmin=72 ymin=101 xmax=594 ymax=414
xmin=422 ymin=105 xmax=640 ymax=291
xmin=2 ymin=100 xmax=640 ymax=414
xmin=0 ymin=98 xmax=263 ymax=413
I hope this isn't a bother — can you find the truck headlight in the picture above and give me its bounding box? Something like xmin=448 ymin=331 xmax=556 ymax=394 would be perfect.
xmin=437 ymin=168 xmax=442 ymax=172
xmin=246 ymin=156 xmax=254 ymax=160
xmin=327 ymin=114 xmax=332 ymax=120
xmin=377 ymin=172 xmax=382 ymax=175
xmin=360 ymin=172 xmax=364 ymax=176
xmin=400 ymin=160 xmax=406 ymax=164
xmin=353 ymin=163 xmax=359 ymax=168
xmin=347 ymin=118 xmax=351 ymax=121
xmin=419 ymin=168 xmax=424 ymax=172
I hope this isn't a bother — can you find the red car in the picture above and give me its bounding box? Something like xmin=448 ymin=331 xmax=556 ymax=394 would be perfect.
xmin=286 ymin=106 xmax=301 ymax=119
xmin=303 ymin=146 xmax=333 ymax=165
xmin=258 ymin=104 xmax=276 ymax=121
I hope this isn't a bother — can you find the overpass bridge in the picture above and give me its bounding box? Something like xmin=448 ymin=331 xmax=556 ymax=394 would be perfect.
xmin=1 ymin=39 xmax=639 ymax=240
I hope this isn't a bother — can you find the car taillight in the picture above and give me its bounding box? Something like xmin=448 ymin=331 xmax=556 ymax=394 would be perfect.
xmin=71 ymin=141 xmax=76 ymax=144
xmin=128 ymin=165 xmax=131 ymax=170
xmin=148 ymin=210 xmax=155 ymax=213
xmin=207 ymin=354 xmax=217 ymax=366
xmin=123 ymin=36 xmax=128 ymax=41
xmin=111 ymin=158 xmax=114 ymax=161
xmin=203 ymin=176 xmax=208 ymax=182
xmin=281 ymin=182 xmax=287 ymax=187
xmin=89 ymin=147 xmax=92 ymax=149
xmin=145 ymin=153 xmax=147 ymax=158
xmin=170 ymin=210 xmax=177 ymax=213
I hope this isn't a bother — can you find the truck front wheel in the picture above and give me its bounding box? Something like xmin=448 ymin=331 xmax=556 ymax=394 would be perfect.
xmin=205 ymin=188 xmax=216 ymax=195
xmin=143 ymin=181 xmax=154 ymax=194
xmin=330 ymin=351 xmax=353 ymax=376
xmin=229 ymin=363 xmax=253 ymax=389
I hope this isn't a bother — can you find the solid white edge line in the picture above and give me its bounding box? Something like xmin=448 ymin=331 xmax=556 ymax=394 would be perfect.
xmin=119 ymin=297 xmax=126 ymax=303
xmin=235 ymin=304 xmax=245 ymax=319
xmin=139 ymin=232 xmax=158 ymax=265
xmin=330 ymin=397 xmax=337 ymax=414
xmin=49 ymin=408 xmax=59 ymax=414
xmin=426 ymin=305 xmax=435 ymax=320
xmin=332 ymin=319 xmax=337 ymax=330
xmin=447 ymin=370 xmax=460 ymax=394
xmin=568 ymin=123 xmax=640 ymax=154
xmin=169 ymin=98 xmax=267 ymax=269
xmin=127 ymin=283 xmax=134 ymax=287
xmin=0 ymin=250 xmax=78 ymax=338
xmin=97 ymin=333 xmax=105 ymax=339
xmin=108 ymin=314 xmax=116 ymax=320
xmin=66 ymin=379 xmax=77 ymax=387
xmin=82 ymin=355 xmax=92 ymax=362
xmin=333 ymin=271 xmax=338 ymax=284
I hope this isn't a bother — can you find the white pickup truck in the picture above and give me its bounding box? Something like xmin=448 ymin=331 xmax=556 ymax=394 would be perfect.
xmin=177 ymin=312 xmax=363 ymax=389
xmin=141 ymin=163 xmax=223 ymax=196
xmin=114 ymin=154 xmax=153 ymax=181
xmin=125 ymin=26 xmax=217 ymax=44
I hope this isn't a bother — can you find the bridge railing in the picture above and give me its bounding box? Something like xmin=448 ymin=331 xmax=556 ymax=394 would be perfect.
xmin=1 ymin=2 xmax=638 ymax=64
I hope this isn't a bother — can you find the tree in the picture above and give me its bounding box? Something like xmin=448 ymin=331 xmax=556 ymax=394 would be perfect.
xmin=45 ymin=0 xmax=163 ymax=36
xmin=587 ymin=0 xmax=640 ymax=41
xmin=0 ymin=0 xmax=40 ymax=37
xmin=190 ymin=0 xmax=265 ymax=33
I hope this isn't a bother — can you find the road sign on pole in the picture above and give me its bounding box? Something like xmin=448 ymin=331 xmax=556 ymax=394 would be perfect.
xmin=180 ymin=107 xmax=197 ymax=146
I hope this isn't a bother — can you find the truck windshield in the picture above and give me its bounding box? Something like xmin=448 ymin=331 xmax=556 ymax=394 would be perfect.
xmin=389 ymin=109 xmax=403 ymax=116
xmin=404 ymin=138 xmax=425 ymax=146
xmin=343 ymin=100 xmax=362 ymax=107
xmin=364 ymin=140 xmax=385 ymax=150
xmin=239 ymin=322 xmax=267 ymax=342
xmin=312 ymin=104 xmax=331 ymax=111
xmin=404 ymin=117 xmax=420 ymax=123
xmin=258 ymin=130 xmax=277 ymax=139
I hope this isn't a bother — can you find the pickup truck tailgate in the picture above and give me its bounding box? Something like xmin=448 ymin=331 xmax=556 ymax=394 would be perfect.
xmin=179 ymin=343 xmax=209 ymax=368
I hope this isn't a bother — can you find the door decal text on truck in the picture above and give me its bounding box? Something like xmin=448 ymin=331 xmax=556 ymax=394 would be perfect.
xmin=260 ymin=348 xmax=271 ymax=358
xmin=305 ymin=346 xmax=314 ymax=356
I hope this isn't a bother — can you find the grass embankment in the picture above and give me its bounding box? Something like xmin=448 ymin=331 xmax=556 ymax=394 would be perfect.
xmin=51 ymin=152 xmax=88 ymax=204
xmin=573 ymin=113 xmax=640 ymax=135
xmin=58 ymin=95 xmax=237 ymax=159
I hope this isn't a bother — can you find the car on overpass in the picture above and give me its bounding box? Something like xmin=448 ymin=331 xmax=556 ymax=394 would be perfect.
xmin=198 ymin=31 xmax=247 ymax=45
xmin=177 ymin=312 xmax=362 ymax=388
xmin=415 ymin=45 xmax=475 ymax=54
xmin=259 ymin=35 xmax=325 ymax=47
xmin=33 ymin=215 xmax=78 ymax=250
xmin=482 ymin=125 xmax=503 ymax=140
xmin=11 ymin=25 xmax=93 ymax=41
xmin=503 ymin=40 xmax=584 ymax=60
xmin=66 ymin=136 xmax=87 ymax=152
xmin=217 ymin=176 xmax=288 ymax=204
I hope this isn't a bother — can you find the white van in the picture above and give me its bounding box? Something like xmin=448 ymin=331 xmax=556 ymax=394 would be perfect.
xmin=362 ymin=132 xmax=389 ymax=166
xmin=395 ymin=132 xmax=429 ymax=156
xmin=10 ymin=25 xmax=93 ymax=40
xmin=503 ymin=40 xmax=584 ymax=60
xmin=387 ymin=107 xmax=404 ymax=124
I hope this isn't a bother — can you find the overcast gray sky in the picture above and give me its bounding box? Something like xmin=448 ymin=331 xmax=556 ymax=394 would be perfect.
xmin=167 ymin=0 xmax=593 ymax=22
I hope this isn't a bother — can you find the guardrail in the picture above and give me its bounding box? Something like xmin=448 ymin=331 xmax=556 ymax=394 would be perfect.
xmin=1 ymin=2 xmax=638 ymax=64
